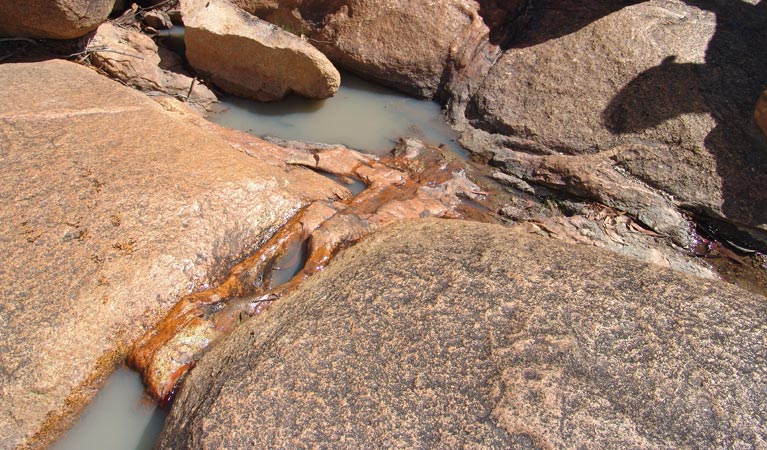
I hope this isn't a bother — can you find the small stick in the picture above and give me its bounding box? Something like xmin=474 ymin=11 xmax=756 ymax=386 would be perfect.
xmin=186 ymin=77 xmax=197 ymax=100
xmin=249 ymin=293 xmax=280 ymax=304
xmin=141 ymin=0 xmax=176 ymax=11
xmin=67 ymin=46 xmax=145 ymax=60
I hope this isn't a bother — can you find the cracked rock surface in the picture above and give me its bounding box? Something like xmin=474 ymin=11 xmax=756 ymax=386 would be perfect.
xmin=158 ymin=219 xmax=767 ymax=449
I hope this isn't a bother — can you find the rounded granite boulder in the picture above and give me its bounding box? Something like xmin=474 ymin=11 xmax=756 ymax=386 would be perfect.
xmin=159 ymin=219 xmax=767 ymax=449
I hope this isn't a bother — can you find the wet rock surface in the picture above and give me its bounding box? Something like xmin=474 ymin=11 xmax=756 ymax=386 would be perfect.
xmin=0 ymin=0 xmax=114 ymax=39
xmin=0 ymin=59 xmax=343 ymax=449
xmin=127 ymin=131 xmax=729 ymax=404
xmin=455 ymin=0 xmax=767 ymax=250
xmin=180 ymin=0 xmax=341 ymax=101
xmin=127 ymin=136 xmax=499 ymax=402
xmin=86 ymin=23 xmax=218 ymax=111
xmin=235 ymin=0 xmax=506 ymax=98
xmin=159 ymin=219 xmax=767 ymax=449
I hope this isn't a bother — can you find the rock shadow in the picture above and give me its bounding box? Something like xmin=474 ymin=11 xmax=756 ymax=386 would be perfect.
xmin=603 ymin=0 xmax=767 ymax=231
xmin=507 ymin=0 xmax=644 ymax=49
xmin=475 ymin=0 xmax=525 ymax=48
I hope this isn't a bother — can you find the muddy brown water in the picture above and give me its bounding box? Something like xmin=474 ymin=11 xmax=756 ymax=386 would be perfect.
xmin=52 ymin=69 xmax=467 ymax=450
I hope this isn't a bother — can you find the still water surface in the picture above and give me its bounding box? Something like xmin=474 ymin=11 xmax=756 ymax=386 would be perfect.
xmin=52 ymin=368 xmax=166 ymax=450
xmin=211 ymin=72 xmax=467 ymax=158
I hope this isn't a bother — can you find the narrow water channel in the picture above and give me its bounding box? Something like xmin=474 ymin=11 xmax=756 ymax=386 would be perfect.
xmin=53 ymin=70 xmax=466 ymax=449
xmin=52 ymin=368 xmax=166 ymax=450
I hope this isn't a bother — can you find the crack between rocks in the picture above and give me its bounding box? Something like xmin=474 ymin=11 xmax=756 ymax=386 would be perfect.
xmin=127 ymin=140 xmax=500 ymax=403
xmin=0 ymin=106 xmax=146 ymax=121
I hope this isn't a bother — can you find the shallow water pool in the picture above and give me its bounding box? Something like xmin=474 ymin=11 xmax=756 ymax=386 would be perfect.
xmin=210 ymin=72 xmax=468 ymax=159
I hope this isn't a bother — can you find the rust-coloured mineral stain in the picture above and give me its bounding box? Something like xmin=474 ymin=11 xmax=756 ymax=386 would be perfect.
xmin=128 ymin=139 xmax=497 ymax=402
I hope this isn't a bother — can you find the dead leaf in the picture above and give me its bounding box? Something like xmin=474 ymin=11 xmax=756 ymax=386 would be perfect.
xmin=628 ymin=221 xmax=663 ymax=237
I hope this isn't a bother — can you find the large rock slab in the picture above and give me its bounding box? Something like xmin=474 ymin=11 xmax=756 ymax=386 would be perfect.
xmin=461 ymin=0 xmax=767 ymax=248
xmin=0 ymin=0 xmax=114 ymax=39
xmin=0 ymin=60 xmax=342 ymax=449
xmin=236 ymin=0 xmax=505 ymax=98
xmin=181 ymin=0 xmax=340 ymax=101
xmin=159 ymin=219 xmax=767 ymax=449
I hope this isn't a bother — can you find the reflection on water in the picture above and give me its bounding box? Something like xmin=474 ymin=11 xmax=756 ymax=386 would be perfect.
xmin=210 ymin=72 xmax=468 ymax=159
xmin=269 ymin=236 xmax=308 ymax=288
xmin=52 ymin=367 xmax=167 ymax=450
xmin=318 ymin=172 xmax=367 ymax=195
